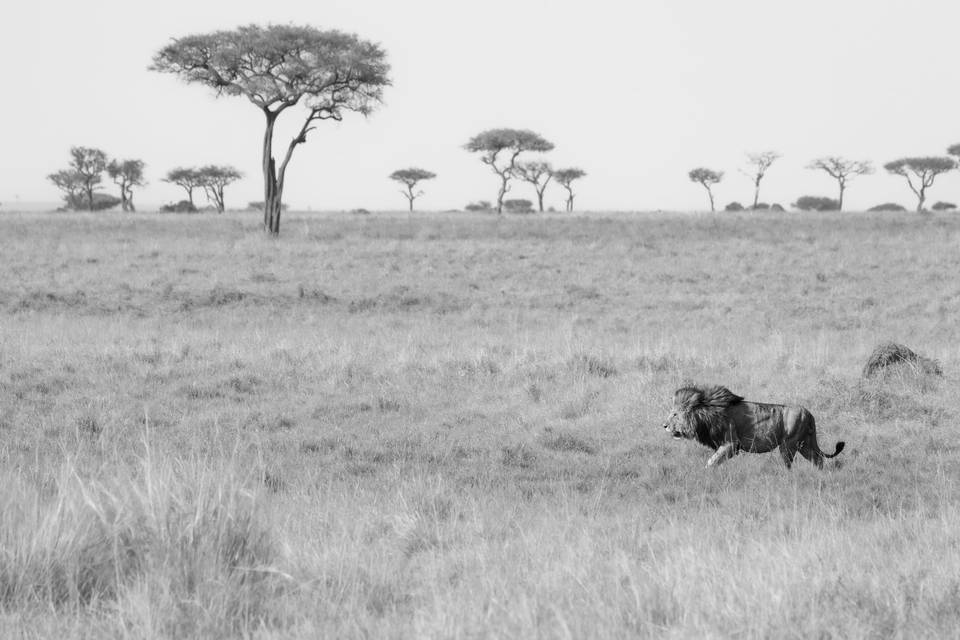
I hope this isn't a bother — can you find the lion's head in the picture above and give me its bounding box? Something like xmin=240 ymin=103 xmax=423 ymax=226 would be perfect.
xmin=661 ymin=385 xmax=744 ymax=448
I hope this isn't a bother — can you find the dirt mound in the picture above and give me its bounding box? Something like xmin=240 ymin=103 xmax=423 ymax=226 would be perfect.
xmin=862 ymin=342 xmax=942 ymax=378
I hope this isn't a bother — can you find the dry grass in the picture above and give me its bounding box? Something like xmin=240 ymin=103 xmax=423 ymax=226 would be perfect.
xmin=1 ymin=209 xmax=959 ymax=638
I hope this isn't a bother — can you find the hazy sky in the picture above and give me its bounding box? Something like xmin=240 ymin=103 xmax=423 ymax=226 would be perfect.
xmin=3 ymin=0 xmax=960 ymax=211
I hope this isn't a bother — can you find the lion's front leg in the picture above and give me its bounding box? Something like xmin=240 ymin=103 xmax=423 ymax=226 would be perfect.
xmin=706 ymin=443 xmax=737 ymax=468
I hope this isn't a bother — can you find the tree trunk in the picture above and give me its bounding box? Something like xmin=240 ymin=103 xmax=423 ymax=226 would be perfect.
xmin=707 ymin=187 xmax=715 ymax=212
xmin=537 ymin=188 xmax=545 ymax=212
xmin=262 ymin=112 xmax=283 ymax=234
xmin=838 ymin=185 xmax=845 ymax=211
xmin=496 ymin=172 xmax=509 ymax=214
xmin=127 ymin=188 xmax=136 ymax=213
xmin=916 ymin=190 xmax=925 ymax=213
xmin=752 ymin=181 xmax=760 ymax=209
xmin=86 ymin=185 xmax=94 ymax=211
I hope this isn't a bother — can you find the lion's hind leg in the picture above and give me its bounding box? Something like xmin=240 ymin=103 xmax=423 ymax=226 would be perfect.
xmin=797 ymin=414 xmax=825 ymax=469
xmin=778 ymin=443 xmax=797 ymax=469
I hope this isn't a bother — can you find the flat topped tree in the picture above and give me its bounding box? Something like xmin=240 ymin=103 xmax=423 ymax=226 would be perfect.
xmin=464 ymin=129 xmax=553 ymax=214
xmin=884 ymin=157 xmax=956 ymax=212
xmin=806 ymin=157 xmax=873 ymax=211
xmin=552 ymin=168 xmax=586 ymax=212
xmin=151 ymin=24 xmax=390 ymax=234
xmin=389 ymin=168 xmax=436 ymax=212
xmin=688 ymin=167 xmax=723 ymax=212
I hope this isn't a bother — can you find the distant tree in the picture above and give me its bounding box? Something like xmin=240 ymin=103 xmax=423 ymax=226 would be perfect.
xmin=688 ymin=168 xmax=723 ymax=212
xmin=932 ymin=201 xmax=957 ymax=211
xmin=741 ymin=151 xmax=780 ymax=209
xmin=793 ymin=195 xmax=840 ymax=211
xmin=388 ymin=168 xmax=436 ymax=212
xmin=68 ymin=147 xmax=109 ymax=211
xmin=164 ymin=167 xmax=205 ymax=208
xmin=107 ymin=159 xmax=146 ymax=212
xmin=197 ymin=165 xmax=242 ymax=213
xmin=47 ymin=170 xmax=86 ymax=209
xmin=464 ymin=129 xmax=554 ymax=214
xmin=725 ymin=201 xmax=745 ymax=212
xmin=152 ymin=25 xmax=390 ymax=235
xmin=552 ymin=168 xmax=586 ymax=212
xmin=806 ymin=157 xmax=873 ymax=210
xmin=883 ymin=157 xmax=956 ymax=212
xmin=513 ymin=161 xmax=553 ymax=212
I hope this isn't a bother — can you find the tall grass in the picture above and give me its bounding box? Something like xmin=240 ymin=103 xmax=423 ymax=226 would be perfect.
xmin=0 ymin=450 xmax=281 ymax=637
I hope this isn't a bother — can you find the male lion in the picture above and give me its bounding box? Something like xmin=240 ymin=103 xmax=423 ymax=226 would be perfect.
xmin=661 ymin=385 xmax=845 ymax=469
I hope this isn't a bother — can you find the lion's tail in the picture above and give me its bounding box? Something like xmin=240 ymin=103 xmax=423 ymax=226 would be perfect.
xmin=818 ymin=441 xmax=845 ymax=459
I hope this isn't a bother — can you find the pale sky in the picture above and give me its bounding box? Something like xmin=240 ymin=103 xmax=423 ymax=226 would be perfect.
xmin=3 ymin=0 xmax=960 ymax=211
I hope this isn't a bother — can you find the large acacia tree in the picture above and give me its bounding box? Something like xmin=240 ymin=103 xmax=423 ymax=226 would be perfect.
xmin=151 ymin=25 xmax=390 ymax=235
xmin=464 ymin=129 xmax=553 ymax=214
xmin=806 ymin=156 xmax=872 ymax=211
xmin=389 ymin=168 xmax=436 ymax=212
xmin=884 ymin=157 xmax=956 ymax=212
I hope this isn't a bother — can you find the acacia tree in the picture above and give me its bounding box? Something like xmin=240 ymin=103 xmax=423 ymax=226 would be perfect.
xmin=688 ymin=167 xmax=723 ymax=212
xmin=741 ymin=151 xmax=780 ymax=209
xmin=107 ymin=159 xmax=146 ymax=212
xmin=513 ymin=161 xmax=553 ymax=212
xmin=464 ymin=129 xmax=554 ymax=213
xmin=151 ymin=25 xmax=390 ymax=235
xmin=198 ymin=165 xmax=242 ymax=213
xmin=884 ymin=157 xmax=956 ymax=212
xmin=164 ymin=167 xmax=205 ymax=208
xmin=68 ymin=147 xmax=108 ymax=210
xmin=47 ymin=170 xmax=85 ymax=209
xmin=553 ymin=168 xmax=586 ymax=212
xmin=388 ymin=168 xmax=436 ymax=212
xmin=806 ymin=157 xmax=872 ymax=211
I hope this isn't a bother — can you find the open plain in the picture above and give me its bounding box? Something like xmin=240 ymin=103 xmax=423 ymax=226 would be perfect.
xmin=1 ymin=209 xmax=959 ymax=638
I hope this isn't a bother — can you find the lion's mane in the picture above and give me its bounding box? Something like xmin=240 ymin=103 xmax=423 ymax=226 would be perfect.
xmin=673 ymin=385 xmax=744 ymax=449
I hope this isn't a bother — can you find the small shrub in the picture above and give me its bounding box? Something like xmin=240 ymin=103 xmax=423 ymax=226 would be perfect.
xmin=931 ymin=201 xmax=957 ymax=211
xmin=503 ymin=199 xmax=534 ymax=213
xmin=464 ymin=200 xmax=492 ymax=212
xmin=724 ymin=201 xmax=744 ymax=212
xmin=770 ymin=203 xmax=785 ymax=212
xmin=752 ymin=202 xmax=770 ymax=210
xmin=160 ymin=200 xmax=198 ymax=213
xmin=350 ymin=208 xmax=371 ymax=215
xmin=867 ymin=202 xmax=907 ymax=212
xmin=794 ymin=196 xmax=840 ymax=211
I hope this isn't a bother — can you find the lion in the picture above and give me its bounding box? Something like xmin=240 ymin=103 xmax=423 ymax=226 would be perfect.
xmin=661 ymin=385 xmax=845 ymax=469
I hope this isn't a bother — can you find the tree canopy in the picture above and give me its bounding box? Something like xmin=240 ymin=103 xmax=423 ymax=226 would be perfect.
xmin=742 ymin=151 xmax=780 ymax=209
xmin=164 ymin=167 xmax=206 ymax=207
xmin=883 ymin=157 xmax=956 ymax=212
xmin=151 ymin=24 xmax=390 ymax=234
xmin=464 ymin=129 xmax=554 ymax=213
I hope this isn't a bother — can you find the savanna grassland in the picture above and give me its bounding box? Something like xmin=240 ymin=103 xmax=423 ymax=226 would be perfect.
xmin=1 ymin=209 xmax=960 ymax=639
